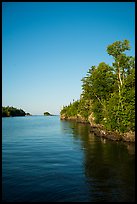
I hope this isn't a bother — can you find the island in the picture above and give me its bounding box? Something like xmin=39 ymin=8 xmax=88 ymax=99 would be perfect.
xmin=25 ymin=113 xmax=32 ymax=116
xmin=44 ymin=112 xmax=53 ymax=116
xmin=2 ymin=106 xmax=26 ymax=117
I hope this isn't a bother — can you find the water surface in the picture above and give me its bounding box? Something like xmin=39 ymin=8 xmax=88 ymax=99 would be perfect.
xmin=2 ymin=116 xmax=135 ymax=202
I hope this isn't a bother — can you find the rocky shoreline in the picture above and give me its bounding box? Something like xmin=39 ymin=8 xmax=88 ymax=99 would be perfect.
xmin=90 ymin=125 xmax=135 ymax=143
xmin=60 ymin=115 xmax=135 ymax=143
xmin=60 ymin=114 xmax=89 ymax=123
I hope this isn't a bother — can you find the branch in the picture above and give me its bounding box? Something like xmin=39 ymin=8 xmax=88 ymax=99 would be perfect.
xmin=93 ymin=93 xmax=105 ymax=108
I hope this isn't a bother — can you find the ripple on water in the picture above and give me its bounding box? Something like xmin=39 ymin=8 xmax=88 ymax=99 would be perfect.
xmin=2 ymin=116 xmax=135 ymax=202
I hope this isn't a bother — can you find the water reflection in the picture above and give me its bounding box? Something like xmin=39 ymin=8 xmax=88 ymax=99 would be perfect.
xmin=60 ymin=120 xmax=135 ymax=202
xmin=124 ymin=143 xmax=135 ymax=155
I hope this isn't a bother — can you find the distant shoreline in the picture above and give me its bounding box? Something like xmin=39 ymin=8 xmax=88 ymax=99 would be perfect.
xmin=2 ymin=115 xmax=60 ymax=117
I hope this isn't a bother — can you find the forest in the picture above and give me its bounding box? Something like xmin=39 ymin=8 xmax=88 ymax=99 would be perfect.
xmin=60 ymin=40 xmax=135 ymax=133
xmin=2 ymin=106 xmax=26 ymax=117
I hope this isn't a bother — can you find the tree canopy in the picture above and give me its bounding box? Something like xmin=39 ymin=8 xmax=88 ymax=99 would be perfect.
xmin=44 ymin=112 xmax=52 ymax=116
xmin=60 ymin=40 xmax=135 ymax=133
xmin=2 ymin=106 xmax=26 ymax=117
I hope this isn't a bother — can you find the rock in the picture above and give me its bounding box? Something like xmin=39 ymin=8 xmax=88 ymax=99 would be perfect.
xmin=60 ymin=114 xmax=89 ymax=123
xmin=90 ymin=126 xmax=135 ymax=142
xmin=122 ymin=132 xmax=135 ymax=142
xmin=60 ymin=112 xmax=135 ymax=143
xmin=25 ymin=113 xmax=32 ymax=116
xmin=44 ymin=112 xmax=52 ymax=116
xmin=88 ymin=113 xmax=95 ymax=126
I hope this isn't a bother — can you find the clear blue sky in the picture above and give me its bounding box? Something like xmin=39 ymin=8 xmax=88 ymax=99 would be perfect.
xmin=2 ymin=2 xmax=135 ymax=115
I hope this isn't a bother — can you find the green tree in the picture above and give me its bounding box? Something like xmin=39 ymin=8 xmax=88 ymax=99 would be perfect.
xmin=60 ymin=39 xmax=135 ymax=133
xmin=106 ymin=40 xmax=135 ymax=132
xmin=81 ymin=62 xmax=115 ymax=124
xmin=2 ymin=106 xmax=26 ymax=117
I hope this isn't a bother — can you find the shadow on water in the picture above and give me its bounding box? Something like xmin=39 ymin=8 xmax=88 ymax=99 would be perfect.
xmin=60 ymin=120 xmax=135 ymax=202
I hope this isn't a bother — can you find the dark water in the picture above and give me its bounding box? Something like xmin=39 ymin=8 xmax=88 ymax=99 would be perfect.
xmin=2 ymin=116 xmax=135 ymax=202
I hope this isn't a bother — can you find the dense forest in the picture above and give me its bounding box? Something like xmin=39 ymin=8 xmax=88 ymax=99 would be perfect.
xmin=60 ymin=40 xmax=135 ymax=133
xmin=2 ymin=106 xmax=26 ymax=117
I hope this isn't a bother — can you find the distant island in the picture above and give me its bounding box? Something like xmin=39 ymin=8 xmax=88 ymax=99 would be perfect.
xmin=25 ymin=113 xmax=32 ymax=116
xmin=2 ymin=106 xmax=26 ymax=117
xmin=44 ymin=112 xmax=53 ymax=116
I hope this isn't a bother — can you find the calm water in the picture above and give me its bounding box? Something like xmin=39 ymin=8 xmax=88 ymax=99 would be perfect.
xmin=2 ymin=116 xmax=135 ymax=202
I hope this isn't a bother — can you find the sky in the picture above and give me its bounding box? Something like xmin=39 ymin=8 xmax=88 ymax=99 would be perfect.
xmin=2 ymin=2 xmax=135 ymax=115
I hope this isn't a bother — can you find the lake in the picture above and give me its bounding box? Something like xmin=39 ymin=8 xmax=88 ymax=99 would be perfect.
xmin=2 ymin=116 xmax=135 ymax=202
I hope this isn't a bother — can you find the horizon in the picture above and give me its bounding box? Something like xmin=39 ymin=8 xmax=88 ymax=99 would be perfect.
xmin=2 ymin=2 xmax=135 ymax=115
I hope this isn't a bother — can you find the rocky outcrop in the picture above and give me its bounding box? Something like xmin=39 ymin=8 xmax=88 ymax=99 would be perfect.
xmin=60 ymin=112 xmax=135 ymax=142
xmin=90 ymin=126 xmax=122 ymax=141
xmin=122 ymin=132 xmax=135 ymax=142
xmin=44 ymin=112 xmax=53 ymax=116
xmin=60 ymin=114 xmax=89 ymax=123
xmin=25 ymin=113 xmax=32 ymax=116
xmin=88 ymin=113 xmax=95 ymax=126
xmin=60 ymin=114 xmax=67 ymax=120
xmin=91 ymin=126 xmax=135 ymax=142
xmin=88 ymin=113 xmax=135 ymax=142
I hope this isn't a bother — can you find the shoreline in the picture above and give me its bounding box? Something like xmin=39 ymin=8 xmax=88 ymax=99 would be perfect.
xmin=90 ymin=125 xmax=135 ymax=143
xmin=60 ymin=116 xmax=135 ymax=143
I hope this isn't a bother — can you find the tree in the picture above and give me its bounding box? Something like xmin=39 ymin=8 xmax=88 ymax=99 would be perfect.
xmin=81 ymin=62 xmax=116 ymax=124
xmin=107 ymin=40 xmax=130 ymax=96
xmin=106 ymin=40 xmax=135 ymax=132
xmin=2 ymin=106 xmax=26 ymax=117
xmin=60 ymin=39 xmax=135 ymax=133
xmin=44 ymin=112 xmax=52 ymax=116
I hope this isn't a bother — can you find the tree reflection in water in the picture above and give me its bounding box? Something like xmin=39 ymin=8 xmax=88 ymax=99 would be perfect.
xmin=60 ymin=120 xmax=135 ymax=202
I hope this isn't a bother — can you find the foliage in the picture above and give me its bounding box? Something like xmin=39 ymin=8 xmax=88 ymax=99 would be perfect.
xmin=60 ymin=100 xmax=80 ymax=117
xmin=44 ymin=112 xmax=52 ymax=116
xmin=60 ymin=40 xmax=135 ymax=133
xmin=2 ymin=106 xmax=26 ymax=117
